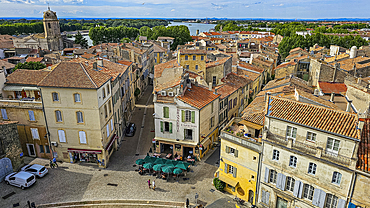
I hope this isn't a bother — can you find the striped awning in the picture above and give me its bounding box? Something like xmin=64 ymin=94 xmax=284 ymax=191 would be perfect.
xmin=2 ymin=85 xmax=39 ymax=91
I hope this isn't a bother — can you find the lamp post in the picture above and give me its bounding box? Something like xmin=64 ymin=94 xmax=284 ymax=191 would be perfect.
xmin=195 ymin=193 xmax=198 ymax=207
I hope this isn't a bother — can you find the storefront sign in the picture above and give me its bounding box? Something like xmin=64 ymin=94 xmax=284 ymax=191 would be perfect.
xmin=181 ymin=123 xmax=197 ymax=128
xmin=176 ymin=109 xmax=180 ymax=132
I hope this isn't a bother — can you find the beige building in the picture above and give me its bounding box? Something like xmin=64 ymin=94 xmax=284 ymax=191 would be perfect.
xmin=259 ymin=96 xmax=359 ymax=208
xmin=38 ymin=62 xmax=116 ymax=168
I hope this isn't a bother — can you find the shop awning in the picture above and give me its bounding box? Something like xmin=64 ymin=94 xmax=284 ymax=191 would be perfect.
xmin=22 ymin=87 xmax=39 ymax=91
xmin=3 ymin=85 xmax=24 ymax=92
xmin=238 ymin=120 xmax=263 ymax=130
xmin=105 ymin=134 xmax=118 ymax=151
xmin=67 ymin=148 xmax=102 ymax=154
xmin=219 ymin=174 xmax=239 ymax=187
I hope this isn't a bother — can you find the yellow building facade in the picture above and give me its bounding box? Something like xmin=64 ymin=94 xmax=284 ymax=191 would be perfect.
xmin=177 ymin=49 xmax=206 ymax=76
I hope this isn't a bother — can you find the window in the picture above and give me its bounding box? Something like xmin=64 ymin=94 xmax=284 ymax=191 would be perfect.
xmin=58 ymin=130 xmax=66 ymax=142
xmin=303 ymin=184 xmax=314 ymax=200
xmin=186 ymin=65 xmax=189 ymax=69
xmin=286 ymin=177 xmax=295 ymax=192
xmin=332 ymin=172 xmax=342 ymax=185
xmin=225 ymin=164 xmax=237 ymax=178
xmin=104 ymin=105 xmax=108 ymax=118
xmin=163 ymin=107 xmax=169 ymax=118
xmin=52 ymin=92 xmax=59 ymax=102
xmin=201 ymin=56 xmax=204 ymax=61
xmin=185 ymin=110 xmax=192 ymax=122
xmin=76 ymin=111 xmax=83 ymax=123
xmin=111 ymin=119 xmax=113 ymax=132
xmin=185 ymin=55 xmax=188 ymax=60
xmin=39 ymin=145 xmax=44 ymax=153
xmin=45 ymin=145 xmax=50 ymax=153
xmin=193 ymin=55 xmax=196 ymax=60
xmin=307 ymin=132 xmax=316 ymax=142
xmin=79 ymin=131 xmax=87 ymax=144
xmin=28 ymin=110 xmax=35 ymax=121
xmin=233 ymin=98 xmax=237 ymax=107
xmin=107 ymin=85 xmax=110 ymax=95
xmin=289 ymin=156 xmax=297 ymax=168
xmin=195 ymin=65 xmax=198 ymax=70
xmin=272 ymin=150 xmax=279 ymax=161
xmin=55 ymin=110 xmax=62 ymax=122
xmin=308 ymin=163 xmax=317 ymax=175
xmin=74 ymin=93 xmax=81 ymax=102
xmin=213 ymin=76 xmax=217 ymax=85
xmin=229 ymin=100 xmax=232 ymax=110
xmin=225 ymin=146 xmax=238 ymax=157
xmin=1 ymin=109 xmax=8 ymax=120
xmin=160 ymin=121 xmax=173 ymax=133
xmin=326 ymin=138 xmax=340 ymax=155
xmin=102 ymin=88 xmax=106 ymax=99
xmin=219 ymin=101 xmax=223 ymax=110
xmin=269 ymin=170 xmax=277 ymax=184
xmin=261 ymin=190 xmax=270 ymax=204
xmin=211 ymin=102 xmax=214 ymax=113
xmin=108 ymin=101 xmax=112 ymax=113
xmin=107 ymin=124 xmax=110 ymax=137
xmin=210 ymin=116 xmax=214 ymax=129
xmin=30 ymin=128 xmax=39 ymax=139
xmin=48 ymin=23 xmax=51 ymax=28
xmin=325 ymin=194 xmax=338 ymax=208
xmin=184 ymin=129 xmax=192 ymax=139
xmin=286 ymin=126 xmax=297 ymax=140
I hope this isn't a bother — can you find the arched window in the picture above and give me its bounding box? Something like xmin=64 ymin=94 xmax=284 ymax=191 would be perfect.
xmin=76 ymin=111 xmax=83 ymax=123
xmin=55 ymin=110 xmax=62 ymax=122
xmin=74 ymin=93 xmax=81 ymax=102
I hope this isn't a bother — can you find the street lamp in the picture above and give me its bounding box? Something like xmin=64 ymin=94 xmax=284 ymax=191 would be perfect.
xmin=195 ymin=193 xmax=199 ymax=207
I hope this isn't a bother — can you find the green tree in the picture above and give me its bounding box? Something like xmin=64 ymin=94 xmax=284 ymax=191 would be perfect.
xmin=74 ymin=31 xmax=88 ymax=48
xmin=13 ymin=61 xmax=46 ymax=72
xmin=213 ymin=178 xmax=226 ymax=192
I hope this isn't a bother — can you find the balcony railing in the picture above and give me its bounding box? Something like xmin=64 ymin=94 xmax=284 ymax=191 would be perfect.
xmin=322 ymin=150 xmax=351 ymax=166
xmin=220 ymin=131 xmax=262 ymax=153
xmin=266 ymin=131 xmax=288 ymax=145
xmin=292 ymin=140 xmax=317 ymax=155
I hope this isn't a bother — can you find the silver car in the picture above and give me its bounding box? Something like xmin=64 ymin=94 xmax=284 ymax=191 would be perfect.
xmin=21 ymin=164 xmax=48 ymax=178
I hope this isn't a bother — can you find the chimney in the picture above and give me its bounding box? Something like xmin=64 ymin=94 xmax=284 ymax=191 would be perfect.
xmin=97 ymin=58 xmax=103 ymax=67
xmin=93 ymin=62 xmax=97 ymax=70
xmin=265 ymin=92 xmax=271 ymax=101
xmin=357 ymin=78 xmax=362 ymax=85
xmin=153 ymin=92 xmax=157 ymax=102
xmin=346 ymin=100 xmax=352 ymax=112
xmin=330 ymin=92 xmax=335 ymax=102
xmin=209 ymin=82 xmax=212 ymax=91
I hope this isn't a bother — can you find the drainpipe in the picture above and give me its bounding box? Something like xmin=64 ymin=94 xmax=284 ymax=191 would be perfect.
xmin=347 ymin=171 xmax=357 ymax=205
xmin=255 ymin=149 xmax=263 ymax=205
xmin=39 ymin=88 xmax=53 ymax=159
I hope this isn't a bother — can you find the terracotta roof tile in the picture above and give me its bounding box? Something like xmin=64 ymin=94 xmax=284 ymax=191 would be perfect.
xmin=318 ymin=82 xmax=347 ymax=94
xmin=26 ymin=57 xmax=43 ymax=62
xmin=329 ymin=56 xmax=370 ymax=71
xmin=38 ymin=62 xmax=111 ymax=89
xmin=0 ymin=59 xmax=15 ymax=70
xmin=215 ymin=83 xmax=238 ymax=99
xmin=357 ymin=118 xmax=370 ymax=172
xmin=275 ymin=61 xmax=297 ymax=70
xmin=238 ymin=63 xmax=264 ymax=73
xmin=206 ymin=57 xmax=231 ymax=68
xmin=237 ymin=68 xmax=260 ymax=81
xmin=178 ymin=84 xmax=220 ymax=109
xmin=6 ymin=69 xmax=50 ymax=85
xmin=154 ymin=76 xmax=181 ymax=92
xmin=221 ymin=72 xmax=252 ymax=89
xmin=267 ymin=96 xmax=360 ymax=139
xmin=154 ymin=59 xmax=180 ymax=79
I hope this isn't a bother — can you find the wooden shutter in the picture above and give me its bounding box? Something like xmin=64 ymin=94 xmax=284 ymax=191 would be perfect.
xmin=265 ymin=191 xmax=270 ymax=204
xmin=111 ymin=119 xmax=113 ymax=131
xmin=293 ymin=180 xmax=302 ymax=198
xmin=224 ymin=163 xmax=228 ymax=173
xmin=28 ymin=110 xmax=35 ymax=121
xmin=276 ymin=173 xmax=282 ymax=189
xmin=58 ymin=130 xmax=66 ymax=142
xmin=318 ymin=190 xmax=326 ymax=208
xmin=337 ymin=199 xmax=346 ymax=208
xmin=261 ymin=190 xmax=266 ymax=204
xmin=235 ymin=149 xmax=239 ymax=157
xmin=280 ymin=174 xmax=286 ymax=191
xmin=1 ymin=109 xmax=8 ymax=119
xmin=264 ymin=167 xmax=269 ymax=183
xmin=169 ymin=123 xmax=173 ymax=133
xmin=182 ymin=110 xmax=185 ymax=122
xmin=191 ymin=111 xmax=195 ymax=123
xmin=225 ymin=146 xmax=229 ymax=153
xmin=233 ymin=167 xmax=237 ymax=178
xmin=160 ymin=121 xmax=163 ymax=132
xmin=79 ymin=131 xmax=87 ymax=144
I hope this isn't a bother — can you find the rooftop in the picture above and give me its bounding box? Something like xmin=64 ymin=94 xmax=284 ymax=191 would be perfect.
xmin=318 ymin=82 xmax=348 ymax=94
xmin=178 ymin=84 xmax=220 ymax=109
xmin=6 ymin=69 xmax=50 ymax=86
xmin=154 ymin=59 xmax=181 ymax=79
xmin=179 ymin=49 xmax=206 ymax=55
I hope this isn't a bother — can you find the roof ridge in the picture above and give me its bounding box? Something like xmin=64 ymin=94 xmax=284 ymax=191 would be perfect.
xmin=80 ymin=63 xmax=98 ymax=88
xmin=37 ymin=62 xmax=60 ymax=86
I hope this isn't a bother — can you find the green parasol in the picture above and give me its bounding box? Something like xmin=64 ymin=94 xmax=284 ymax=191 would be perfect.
xmin=162 ymin=166 xmax=174 ymax=173
xmin=153 ymin=164 xmax=165 ymax=172
xmin=154 ymin=158 xmax=166 ymax=165
xmin=175 ymin=162 xmax=189 ymax=170
xmin=143 ymin=156 xmax=156 ymax=163
xmin=173 ymin=168 xmax=183 ymax=175
xmin=165 ymin=160 xmax=178 ymax=167
xmin=143 ymin=162 xmax=154 ymax=169
xmin=135 ymin=159 xmax=145 ymax=165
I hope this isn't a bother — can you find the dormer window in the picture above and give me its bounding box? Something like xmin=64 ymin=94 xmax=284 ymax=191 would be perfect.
xmin=161 ymin=91 xmax=166 ymax=96
xmin=168 ymin=92 xmax=174 ymax=96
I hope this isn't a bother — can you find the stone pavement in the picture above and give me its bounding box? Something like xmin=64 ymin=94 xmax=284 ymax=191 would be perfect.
xmin=0 ymin=86 xmax=234 ymax=208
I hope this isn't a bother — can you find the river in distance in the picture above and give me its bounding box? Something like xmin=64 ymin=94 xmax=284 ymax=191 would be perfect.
xmin=69 ymin=21 xmax=216 ymax=46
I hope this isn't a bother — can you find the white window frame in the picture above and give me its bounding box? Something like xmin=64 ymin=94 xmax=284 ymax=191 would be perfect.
xmin=79 ymin=131 xmax=87 ymax=144
xmin=307 ymin=132 xmax=316 ymax=142
xmin=107 ymin=124 xmax=110 ymax=137
xmin=28 ymin=110 xmax=35 ymax=121
xmin=286 ymin=176 xmax=295 ymax=192
xmin=326 ymin=138 xmax=340 ymax=156
xmin=228 ymin=165 xmax=235 ymax=174
xmin=74 ymin=93 xmax=81 ymax=102
xmin=1 ymin=108 xmax=8 ymax=120
xmin=58 ymin=130 xmax=66 ymax=143
xmin=308 ymin=162 xmax=317 ymax=175
xmin=269 ymin=170 xmax=277 ymax=184
xmin=289 ymin=156 xmax=297 ymax=168
xmin=30 ymin=128 xmax=40 ymax=139
xmin=272 ymin=150 xmax=280 ymax=161
xmin=332 ymin=172 xmax=342 ymax=185
xmin=185 ymin=110 xmax=192 ymax=122
xmin=325 ymin=194 xmax=338 ymax=208
xmin=286 ymin=126 xmax=297 ymax=141
xmin=303 ymin=184 xmax=314 ymax=200
xmin=168 ymin=92 xmax=174 ymax=96
xmin=161 ymin=91 xmax=167 ymax=96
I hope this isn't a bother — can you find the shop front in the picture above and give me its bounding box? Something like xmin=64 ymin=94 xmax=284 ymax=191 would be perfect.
xmin=154 ymin=137 xmax=200 ymax=159
xmin=67 ymin=148 xmax=101 ymax=164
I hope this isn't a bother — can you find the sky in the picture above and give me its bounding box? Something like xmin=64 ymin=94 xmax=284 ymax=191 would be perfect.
xmin=0 ymin=0 xmax=369 ymax=19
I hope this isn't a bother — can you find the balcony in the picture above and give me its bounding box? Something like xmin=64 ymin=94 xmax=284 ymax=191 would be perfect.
xmin=322 ymin=150 xmax=352 ymax=166
xmin=292 ymin=140 xmax=317 ymax=155
xmin=0 ymin=98 xmax=42 ymax=109
xmin=266 ymin=131 xmax=288 ymax=145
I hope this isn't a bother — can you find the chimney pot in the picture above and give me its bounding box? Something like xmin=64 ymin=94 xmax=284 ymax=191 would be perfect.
xmin=209 ymin=82 xmax=212 ymax=91
xmin=330 ymin=92 xmax=335 ymax=102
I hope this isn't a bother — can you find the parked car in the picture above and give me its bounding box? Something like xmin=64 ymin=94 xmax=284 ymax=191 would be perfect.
xmin=5 ymin=171 xmax=36 ymax=190
xmin=125 ymin=123 xmax=136 ymax=137
xmin=21 ymin=164 xmax=48 ymax=178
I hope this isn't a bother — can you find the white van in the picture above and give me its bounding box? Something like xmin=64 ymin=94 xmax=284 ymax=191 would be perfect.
xmin=5 ymin=171 xmax=36 ymax=190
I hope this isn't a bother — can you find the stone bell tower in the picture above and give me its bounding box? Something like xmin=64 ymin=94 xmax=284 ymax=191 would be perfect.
xmin=43 ymin=6 xmax=63 ymax=51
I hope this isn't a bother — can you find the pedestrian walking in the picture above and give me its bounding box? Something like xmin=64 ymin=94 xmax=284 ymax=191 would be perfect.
xmin=52 ymin=157 xmax=58 ymax=168
xmin=152 ymin=180 xmax=155 ymax=191
xmin=147 ymin=179 xmax=151 ymax=189
xmin=49 ymin=160 xmax=54 ymax=169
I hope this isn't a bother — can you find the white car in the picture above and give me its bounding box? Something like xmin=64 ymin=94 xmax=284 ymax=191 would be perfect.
xmin=21 ymin=164 xmax=48 ymax=178
xmin=5 ymin=172 xmax=36 ymax=190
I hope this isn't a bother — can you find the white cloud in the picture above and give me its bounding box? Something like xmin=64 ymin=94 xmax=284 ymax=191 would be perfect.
xmin=211 ymin=2 xmax=227 ymax=10
xmin=171 ymin=9 xmax=175 ymax=11
xmin=245 ymin=5 xmax=249 ymax=7
xmin=272 ymin=3 xmax=284 ymax=6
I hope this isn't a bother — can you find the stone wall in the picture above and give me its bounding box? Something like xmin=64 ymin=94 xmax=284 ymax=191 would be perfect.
xmin=0 ymin=122 xmax=24 ymax=171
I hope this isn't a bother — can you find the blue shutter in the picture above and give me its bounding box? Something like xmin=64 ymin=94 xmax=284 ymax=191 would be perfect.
xmin=280 ymin=174 xmax=286 ymax=191
xmin=312 ymin=188 xmax=321 ymax=207
xmin=337 ymin=199 xmax=346 ymax=208
xmin=265 ymin=191 xmax=270 ymax=204
xmin=318 ymin=190 xmax=326 ymax=208
xmin=276 ymin=173 xmax=282 ymax=189
xmin=293 ymin=180 xmax=302 ymax=198
xmin=224 ymin=163 xmax=228 ymax=173
xmin=264 ymin=167 xmax=269 ymax=183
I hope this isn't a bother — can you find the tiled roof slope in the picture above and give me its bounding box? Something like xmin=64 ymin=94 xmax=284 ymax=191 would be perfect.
xmin=357 ymin=118 xmax=370 ymax=172
xmin=178 ymin=84 xmax=220 ymax=109
xmin=6 ymin=69 xmax=50 ymax=85
xmin=318 ymin=82 xmax=347 ymax=94
xmin=26 ymin=57 xmax=43 ymax=62
xmin=241 ymin=96 xmax=266 ymax=126
xmin=38 ymin=62 xmax=111 ymax=89
xmin=154 ymin=59 xmax=180 ymax=79
xmin=0 ymin=59 xmax=15 ymax=69
xmin=267 ymin=96 xmax=360 ymax=140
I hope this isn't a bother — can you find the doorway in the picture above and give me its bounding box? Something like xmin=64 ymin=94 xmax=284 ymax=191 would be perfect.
xmin=183 ymin=146 xmax=193 ymax=157
xmin=26 ymin=144 xmax=36 ymax=157
xmin=276 ymin=197 xmax=287 ymax=208
xmin=161 ymin=143 xmax=173 ymax=154
xmin=248 ymin=190 xmax=254 ymax=203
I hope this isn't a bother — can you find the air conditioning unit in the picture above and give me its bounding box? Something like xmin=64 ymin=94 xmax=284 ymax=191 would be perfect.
xmin=51 ymin=142 xmax=58 ymax=147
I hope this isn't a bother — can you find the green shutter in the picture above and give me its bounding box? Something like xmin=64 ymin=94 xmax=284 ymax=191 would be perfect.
xmin=169 ymin=122 xmax=173 ymax=133
xmin=191 ymin=111 xmax=195 ymax=123
xmin=235 ymin=149 xmax=239 ymax=157
xmin=160 ymin=121 xmax=163 ymax=132
xmin=225 ymin=146 xmax=229 ymax=153
xmin=184 ymin=129 xmax=186 ymax=139
xmin=182 ymin=110 xmax=185 ymax=122
xmin=233 ymin=167 xmax=237 ymax=178
xmin=163 ymin=107 xmax=169 ymax=118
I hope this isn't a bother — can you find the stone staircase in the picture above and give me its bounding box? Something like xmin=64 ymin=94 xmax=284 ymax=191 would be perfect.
xmin=37 ymin=199 xmax=185 ymax=208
